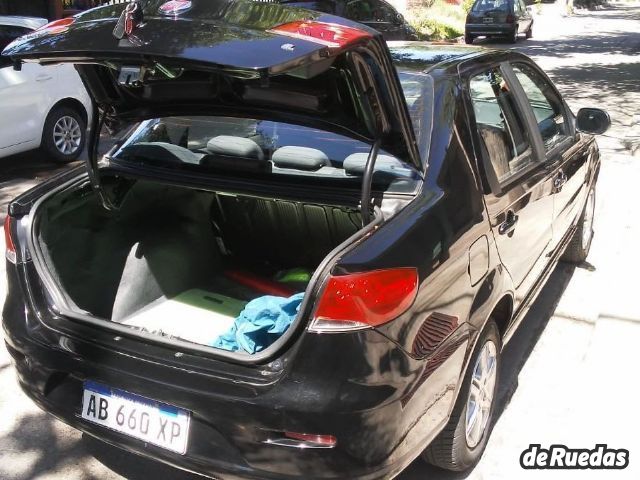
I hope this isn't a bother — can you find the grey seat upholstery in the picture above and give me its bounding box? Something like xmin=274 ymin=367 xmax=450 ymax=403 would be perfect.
xmin=272 ymin=146 xmax=330 ymax=171
xmin=206 ymin=136 xmax=265 ymax=160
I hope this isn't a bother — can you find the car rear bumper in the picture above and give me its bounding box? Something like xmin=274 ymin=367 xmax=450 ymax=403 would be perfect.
xmin=466 ymin=23 xmax=514 ymax=36
xmin=5 ymin=336 xmax=418 ymax=480
xmin=2 ymin=264 xmax=423 ymax=480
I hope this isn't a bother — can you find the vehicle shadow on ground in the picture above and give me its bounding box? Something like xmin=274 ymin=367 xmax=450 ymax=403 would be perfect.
xmin=83 ymin=435 xmax=203 ymax=480
xmin=0 ymin=411 xmax=100 ymax=480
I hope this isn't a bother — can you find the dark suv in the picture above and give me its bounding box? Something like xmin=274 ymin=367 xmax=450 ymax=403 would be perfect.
xmin=465 ymin=0 xmax=534 ymax=43
xmin=2 ymin=1 xmax=609 ymax=479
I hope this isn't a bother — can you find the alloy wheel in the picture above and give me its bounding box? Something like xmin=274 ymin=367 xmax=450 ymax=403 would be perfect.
xmin=53 ymin=115 xmax=82 ymax=156
xmin=465 ymin=340 xmax=498 ymax=448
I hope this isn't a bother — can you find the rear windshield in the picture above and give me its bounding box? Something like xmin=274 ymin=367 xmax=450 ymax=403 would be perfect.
xmin=110 ymin=72 xmax=431 ymax=194
xmin=471 ymin=0 xmax=511 ymax=13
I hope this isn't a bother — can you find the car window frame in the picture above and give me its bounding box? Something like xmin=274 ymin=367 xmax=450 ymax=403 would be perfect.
xmin=461 ymin=59 xmax=549 ymax=196
xmin=508 ymin=60 xmax=576 ymax=162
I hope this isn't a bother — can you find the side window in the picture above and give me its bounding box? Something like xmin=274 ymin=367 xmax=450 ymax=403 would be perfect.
xmin=512 ymin=63 xmax=570 ymax=152
xmin=470 ymin=68 xmax=535 ymax=184
xmin=0 ymin=26 xmax=32 ymax=68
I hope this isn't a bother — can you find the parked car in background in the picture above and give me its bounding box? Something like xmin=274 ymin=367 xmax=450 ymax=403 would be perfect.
xmin=3 ymin=2 xmax=609 ymax=479
xmin=0 ymin=16 xmax=92 ymax=162
xmin=465 ymin=0 xmax=533 ymax=44
xmin=279 ymin=0 xmax=418 ymax=40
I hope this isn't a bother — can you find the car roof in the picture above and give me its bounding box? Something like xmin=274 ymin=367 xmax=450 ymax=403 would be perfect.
xmin=388 ymin=42 xmax=488 ymax=74
xmin=0 ymin=16 xmax=48 ymax=31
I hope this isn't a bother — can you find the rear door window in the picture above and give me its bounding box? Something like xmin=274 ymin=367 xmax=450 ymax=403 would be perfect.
xmin=469 ymin=67 xmax=535 ymax=184
xmin=511 ymin=63 xmax=571 ymax=152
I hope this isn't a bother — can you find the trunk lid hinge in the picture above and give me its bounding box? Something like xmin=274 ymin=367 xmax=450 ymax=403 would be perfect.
xmin=86 ymin=105 xmax=119 ymax=211
xmin=361 ymin=139 xmax=381 ymax=227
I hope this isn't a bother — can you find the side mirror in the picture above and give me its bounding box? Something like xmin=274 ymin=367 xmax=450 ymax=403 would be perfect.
xmin=395 ymin=13 xmax=404 ymax=25
xmin=576 ymin=108 xmax=611 ymax=135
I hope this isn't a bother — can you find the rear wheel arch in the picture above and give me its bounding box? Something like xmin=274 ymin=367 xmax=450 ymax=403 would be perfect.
xmin=467 ymin=264 xmax=515 ymax=335
xmin=489 ymin=294 xmax=513 ymax=338
xmin=423 ymin=285 xmax=513 ymax=470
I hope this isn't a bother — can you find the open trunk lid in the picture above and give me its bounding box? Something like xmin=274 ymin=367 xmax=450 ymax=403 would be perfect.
xmin=2 ymin=0 xmax=421 ymax=169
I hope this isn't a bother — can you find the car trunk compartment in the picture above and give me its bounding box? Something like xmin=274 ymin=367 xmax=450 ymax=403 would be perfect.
xmin=31 ymin=176 xmax=364 ymax=356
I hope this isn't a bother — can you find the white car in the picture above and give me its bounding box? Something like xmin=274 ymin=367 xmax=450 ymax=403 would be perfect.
xmin=0 ymin=16 xmax=92 ymax=162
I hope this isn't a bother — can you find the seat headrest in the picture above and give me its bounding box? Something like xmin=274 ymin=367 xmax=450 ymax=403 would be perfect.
xmin=272 ymin=146 xmax=330 ymax=171
xmin=343 ymin=153 xmax=406 ymax=175
xmin=206 ymin=136 xmax=265 ymax=160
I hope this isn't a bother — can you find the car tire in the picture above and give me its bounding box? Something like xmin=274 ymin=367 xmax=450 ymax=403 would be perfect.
xmin=41 ymin=105 xmax=86 ymax=163
xmin=508 ymin=26 xmax=518 ymax=43
xmin=526 ymin=25 xmax=533 ymax=39
xmin=562 ymin=186 xmax=596 ymax=264
xmin=465 ymin=33 xmax=474 ymax=44
xmin=422 ymin=320 xmax=501 ymax=471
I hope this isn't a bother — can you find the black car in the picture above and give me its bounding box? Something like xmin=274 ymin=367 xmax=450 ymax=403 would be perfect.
xmin=278 ymin=0 xmax=418 ymax=40
xmin=465 ymin=0 xmax=534 ymax=44
xmin=2 ymin=1 xmax=609 ymax=479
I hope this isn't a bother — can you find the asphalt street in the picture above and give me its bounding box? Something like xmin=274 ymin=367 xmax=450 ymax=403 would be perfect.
xmin=1 ymin=2 xmax=639 ymax=479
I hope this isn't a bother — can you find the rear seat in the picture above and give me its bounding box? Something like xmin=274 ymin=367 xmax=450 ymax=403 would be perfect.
xmin=210 ymin=193 xmax=362 ymax=268
xmin=202 ymin=140 xmax=361 ymax=267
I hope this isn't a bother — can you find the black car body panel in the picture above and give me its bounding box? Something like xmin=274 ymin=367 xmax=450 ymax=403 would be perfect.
xmin=2 ymin=5 xmax=602 ymax=478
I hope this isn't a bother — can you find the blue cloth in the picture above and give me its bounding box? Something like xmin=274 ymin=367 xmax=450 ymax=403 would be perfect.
xmin=212 ymin=293 xmax=304 ymax=354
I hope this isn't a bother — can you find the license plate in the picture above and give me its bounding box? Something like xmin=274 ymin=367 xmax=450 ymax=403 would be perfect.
xmin=81 ymin=381 xmax=191 ymax=454
xmin=483 ymin=17 xmax=494 ymax=23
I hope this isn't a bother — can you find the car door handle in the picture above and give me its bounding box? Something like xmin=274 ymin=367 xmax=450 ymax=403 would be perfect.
xmin=554 ymin=171 xmax=568 ymax=191
xmin=498 ymin=211 xmax=519 ymax=235
xmin=35 ymin=74 xmax=53 ymax=82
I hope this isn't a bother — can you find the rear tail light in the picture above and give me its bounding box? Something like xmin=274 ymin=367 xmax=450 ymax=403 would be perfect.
xmin=506 ymin=14 xmax=515 ymax=23
xmin=267 ymin=21 xmax=372 ymax=49
xmin=4 ymin=216 xmax=17 ymax=264
xmin=36 ymin=17 xmax=75 ymax=34
xmin=309 ymin=268 xmax=418 ymax=332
